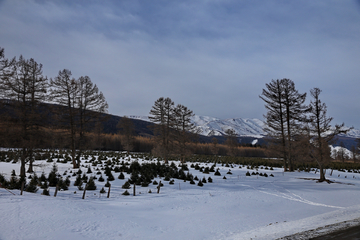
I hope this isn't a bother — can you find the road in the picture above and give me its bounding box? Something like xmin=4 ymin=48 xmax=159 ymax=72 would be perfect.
xmin=310 ymin=225 xmax=360 ymax=240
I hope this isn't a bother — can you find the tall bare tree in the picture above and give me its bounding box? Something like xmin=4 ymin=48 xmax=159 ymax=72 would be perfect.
xmin=174 ymin=104 xmax=196 ymax=162
xmin=307 ymin=88 xmax=349 ymax=182
xmin=260 ymin=79 xmax=309 ymax=171
xmin=76 ymin=76 xmax=108 ymax=161
xmin=0 ymin=47 xmax=16 ymax=146
xmin=50 ymin=69 xmax=78 ymax=168
xmin=0 ymin=54 xmax=47 ymax=178
xmin=149 ymin=97 xmax=175 ymax=163
xmin=225 ymin=129 xmax=238 ymax=156
xmin=50 ymin=71 xmax=108 ymax=168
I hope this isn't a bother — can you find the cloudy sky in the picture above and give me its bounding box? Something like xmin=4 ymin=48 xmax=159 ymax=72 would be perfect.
xmin=1 ymin=0 xmax=360 ymax=128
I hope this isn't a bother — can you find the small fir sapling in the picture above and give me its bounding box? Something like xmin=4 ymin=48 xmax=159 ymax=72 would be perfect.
xmin=65 ymin=176 xmax=71 ymax=186
xmin=141 ymin=181 xmax=149 ymax=187
xmin=197 ymin=181 xmax=203 ymax=187
xmin=118 ymin=172 xmax=125 ymax=179
xmin=152 ymin=180 xmax=158 ymax=185
xmin=42 ymin=188 xmax=50 ymax=196
xmin=202 ymin=177 xmax=207 ymax=183
xmin=25 ymin=177 xmax=39 ymax=193
xmin=40 ymin=172 xmax=47 ymax=182
xmin=8 ymin=176 xmax=21 ymax=190
xmin=122 ymin=181 xmax=131 ymax=189
xmin=105 ymin=180 xmax=111 ymax=187
xmin=194 ymin=176 xmax=199 ymax=181
xmin=74 ymin=174 xmax=82 ymax=186
xmin=81 ymin=173 xmax=88 ymax=182
xmin=223 ymin=176 xmax=227 ymax=179
xmin=98 ymin=174 xmax=105 ymax=182
xmin=57 ymin=178 xmax=68 ymax=191
xmin=122 ymin=190 xmax=130 ymax=195
xmin=100 ymin=187 xmax=106 ymax=194
xmin=214 ymin=169 xmax=221 ymax=176
xmin=77 ymin=181 xmax=84 ymax=190
xmin=207 ymin=177 xmax=213 ymax=183
xmin=86 ymin=177 xmax=97 ymax=190
xmin=107 ymin=172 xmax=115 ymax=181
xmin=226 ymin=169 xmax=232 ymax=174
xmin=48 ymin=163 xmax=59 ymax=187
xmin=246 ymin=171 xmax=251 ymax=176
xmin=169 ymin=179 xmax=174 ymax=185
xmin=190 ymin=179 xmax=195 ymax=185
xmin=40 ymin=180 xmax=49 ymax=189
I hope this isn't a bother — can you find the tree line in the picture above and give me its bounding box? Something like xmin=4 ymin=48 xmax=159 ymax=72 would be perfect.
xmin=260 ymin=78 xmax=359 ymax=181
xmin=2 ymin=46 xmax=358 ymax=183
xmin=0 ymin=47 xmax=108 ymax=179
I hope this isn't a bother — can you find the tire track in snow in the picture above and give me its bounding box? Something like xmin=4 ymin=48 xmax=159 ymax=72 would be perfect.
xmin=240 ymin=183 xmax=344 ymax=209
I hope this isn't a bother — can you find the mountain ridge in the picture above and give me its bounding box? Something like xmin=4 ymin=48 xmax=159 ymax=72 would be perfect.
xmin=130 ymin=115 xmax=360 ymax=140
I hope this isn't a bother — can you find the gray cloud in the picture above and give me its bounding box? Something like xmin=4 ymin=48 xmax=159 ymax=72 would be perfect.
xmin=1 ymin=0 xmax=359 ymax=128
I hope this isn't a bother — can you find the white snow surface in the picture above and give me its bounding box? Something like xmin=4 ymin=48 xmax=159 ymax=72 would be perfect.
xmin=1 ymin=155 xmax=360 ymax=240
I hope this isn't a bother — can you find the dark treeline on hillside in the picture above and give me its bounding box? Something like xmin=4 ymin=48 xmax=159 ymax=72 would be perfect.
xmin=0 ymin=47 xmax=266 ymax=180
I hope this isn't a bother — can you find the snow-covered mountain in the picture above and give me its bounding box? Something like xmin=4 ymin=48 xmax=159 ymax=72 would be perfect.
xmin=129 ymin=115 xmax=265 ymax=137
xmin=191 ymin=115 xmax=265 ymax=137
xmin=129 ymin=115 xmax=360 ymax=139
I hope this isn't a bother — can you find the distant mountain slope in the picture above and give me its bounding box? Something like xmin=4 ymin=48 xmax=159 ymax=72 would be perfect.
xmin=192 ymin=115 xmax=265 ymax=137
xmin=130 ymin=115 xmax=360 ymax=139
xmin=130 ymin=115 xmax=266 ymax=137
xmin=129 ymin=115 xmax=359 ymax=149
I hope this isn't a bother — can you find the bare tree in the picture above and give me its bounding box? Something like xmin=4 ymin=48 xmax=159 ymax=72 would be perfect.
xmin=260 ymin=79 xmax=288 ymax=170
xmin=225 ymin=129 xmax=238 ymax=156
xmin=76 ymin=76 xmax=108 ymax=162
xmin=0 ymin=47 xmax=16 ymax=146
xmin=260 ymin=79 xmax=309 ymax=171
xmin=50 ymin=69 xmax=78 ymax=168
xmin=50 ymin=71 xmax=108 ymax=168
xmin=174 ymin=104 xmax=196 ymax=162
xmin=307 ymin=88 xmax=350 ymax=182
xmin=149 ymin=97 xmax=175 ymax=163
xmin=0 ymin=54 xmax=48 ymax=178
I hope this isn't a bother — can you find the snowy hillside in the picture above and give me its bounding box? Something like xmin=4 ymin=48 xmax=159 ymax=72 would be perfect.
xmin=129 ymin=115 xmax=265 ymax=137
xmin=192 ymin=115 xmax=265 ymax=137
xmin=2 ymin=154 xmax=360 ymax=239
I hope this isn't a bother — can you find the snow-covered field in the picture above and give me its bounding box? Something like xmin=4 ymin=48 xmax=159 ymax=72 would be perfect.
xmin=1 ymin=153 xmax=360 ymax=240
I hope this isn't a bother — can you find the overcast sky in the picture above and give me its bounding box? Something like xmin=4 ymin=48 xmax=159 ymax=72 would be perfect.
xmin=1 ymin=0 xmax=360 ymax=128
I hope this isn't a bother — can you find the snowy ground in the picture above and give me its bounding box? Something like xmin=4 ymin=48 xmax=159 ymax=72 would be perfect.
xmin=1 ymin=153 xmax=360 ymax=240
